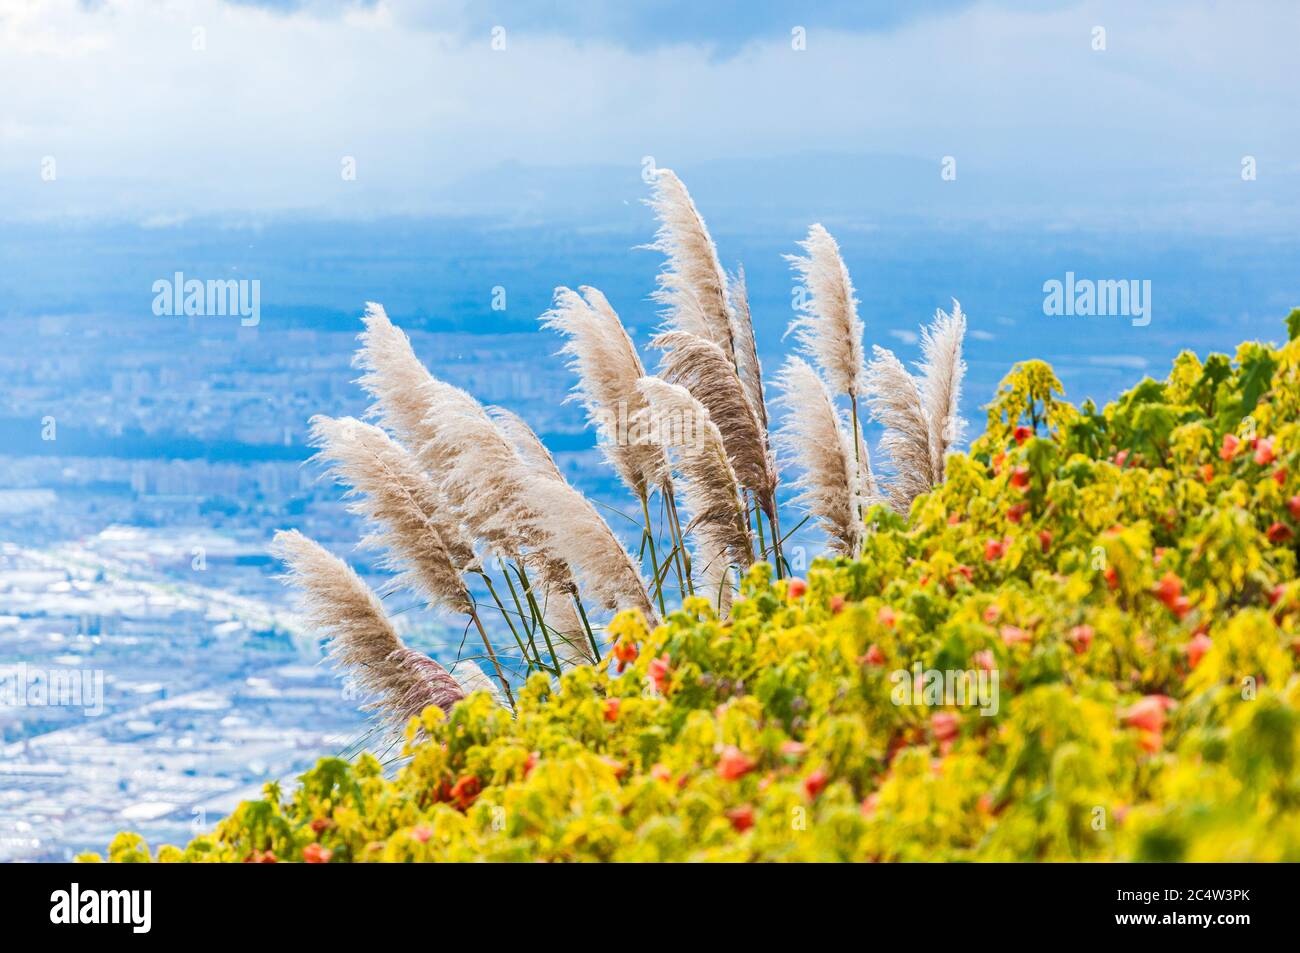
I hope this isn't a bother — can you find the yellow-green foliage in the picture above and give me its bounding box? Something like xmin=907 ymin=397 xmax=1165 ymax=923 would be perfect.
xmin=93 ymin=322 xmax=1300 ymax=862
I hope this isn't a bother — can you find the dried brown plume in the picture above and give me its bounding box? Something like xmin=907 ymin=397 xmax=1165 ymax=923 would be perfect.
xmin=636 ymin=376 xmax=754 ymax=571
xmin=652 ymin=330 xmax=776 ymax=514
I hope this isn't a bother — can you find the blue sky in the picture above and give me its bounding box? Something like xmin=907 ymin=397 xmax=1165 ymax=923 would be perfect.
xmin=4 ymin=0 xmax=1298 ymax=229
xmin=225 ymin=1 xmax=992 ymax=48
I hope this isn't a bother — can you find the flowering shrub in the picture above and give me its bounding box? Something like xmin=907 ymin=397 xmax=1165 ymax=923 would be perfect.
xmin=92 ymin=318 xmax=1300 ymax=862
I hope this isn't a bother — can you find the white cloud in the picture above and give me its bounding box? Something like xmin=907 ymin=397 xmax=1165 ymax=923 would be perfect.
xmin=2 ymin=0 xmax=1296 ymax=221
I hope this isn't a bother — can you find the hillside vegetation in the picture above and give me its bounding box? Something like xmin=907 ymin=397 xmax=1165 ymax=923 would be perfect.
xmin=95 ymin=314 xmax=1300 ymax=862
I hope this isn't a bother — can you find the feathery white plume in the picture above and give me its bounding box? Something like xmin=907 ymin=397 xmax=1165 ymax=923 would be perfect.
xmin=918 ymin=300 xmax=967 ymax=482
xmin=636 ymin=376 xmax=754 ymax=571
xmin=727 ymin=268 xmax=781 ymax=519
xmin=854 ymin=426 xmax=879 ymax=502
xmin=522 ymin=472 xmax=657 ymax=624
xmin=542 ymin=286 xmax=668 ymax=498
xmin=774 ymin=357 xmax=869 ymax=556
xmin=308 ymin=415 xmax=476 ymax=611
xmin=485 ymin=405 xmax=596 ymax=601
xmin=354 ymin=303 xmax=479 ymax=451
xmin=448 ymin=660 xmax=507 ymax=706
xmin=785 ymin=224 xmax=867 ymax=398
xmin=488 ymin=405 xmax=566 ymax=484
xmin=534 ymin=584 xmax=598 ymax=668
xmin=652 ymin=330 xmax=777 ymax=513
xmin=414 ymin=388 xmax=541 ymax=564
xmin=865 ymin=344 xmax=936 ymax=514
xmin=270 ymin=529 xmax=464 ymax=726
xmin=645 ymin=168 xmax=738 ymax=367
xmin=729 ymin=267 xmax=769 ymax=433
xmin=695 ymin=534 xmax=735 ymax=620
xmin=484 ymin=401 xmax=653 ymax=623
xmin=356 ymin=306 xmax=592 ymax=638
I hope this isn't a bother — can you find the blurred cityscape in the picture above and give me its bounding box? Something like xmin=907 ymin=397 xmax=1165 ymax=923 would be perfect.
xmin=0 ymin=304 xmax=613 ymax=861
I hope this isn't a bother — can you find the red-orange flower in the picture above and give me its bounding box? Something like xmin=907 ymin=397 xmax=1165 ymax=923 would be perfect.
xmin=1013 ymin=425 xmax=1033 ymax=446
xmin=1000 ymin=624 xmax=1030 ymax=645
xmin=648 ymin=654 xmax=671 ymax=693
xmin=1186 ymin=633 xmax=1212 ymax=669
xmin=802 ymin=768 xmax=830 ymax=800
xmin=602 ymin=697 xmax=621 ymax=722
xmin=1154 ymin=571 xmax=1182 ymax=606
xmin=449 ymin=774 xmax=481 ymax=811
xmin=726 ymin=805 xmax=755 ymax=832
xmin=1220 ymin=433 xmax=1240 ymax=460
xmin=716 ymin=745 xmax=757 ymax=781
xmin=931 ymin=711 xmax=960 ymax=742
xmin=1123 ymin=695 xmax=1171 ymax=735
xmin=787 ymin=578 xmax=808 ymax=599
xmin=1136 ymin=732 xmax=1162 ymax=754
xmin=612 ymin=638 xmax=638 ymax=673
xmin=1152 ymin=572 xmax=1191 ymax=618
xmin=1267 ymin=522 xmax=1293 ymax=544
xmin=781 ymin=740 xmax=808 ymax=760
xmin=1068 ymin=624 xmax=1094 ymax=654
xmin=302 ymin=843 xmax=332 ymax=864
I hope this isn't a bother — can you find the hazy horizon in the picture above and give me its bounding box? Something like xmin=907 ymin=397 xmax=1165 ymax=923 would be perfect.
xmin=5 ymin=0 xmax=1298 ymax=229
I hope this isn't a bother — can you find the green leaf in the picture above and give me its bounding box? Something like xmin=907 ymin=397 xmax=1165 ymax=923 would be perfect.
xmin=1237 ymin=346 xmax=1277 ymax=415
